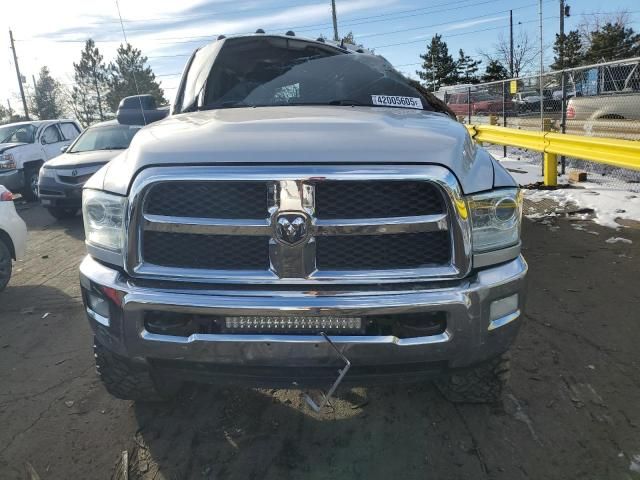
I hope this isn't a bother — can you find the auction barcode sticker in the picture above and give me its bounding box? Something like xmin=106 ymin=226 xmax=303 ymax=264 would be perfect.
xmin=371 ymin=95 xmax=423 ymax=109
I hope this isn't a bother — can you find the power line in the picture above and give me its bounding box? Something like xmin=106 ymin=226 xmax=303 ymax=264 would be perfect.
xmin=372 ymin=16 xmax=559 ymax=49
xmin=15 ymin=0 xmax=541 ymax=45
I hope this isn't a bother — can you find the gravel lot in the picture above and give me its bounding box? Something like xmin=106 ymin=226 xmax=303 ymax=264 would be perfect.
xmin=1 ymin=202 xmax=639 ymax=480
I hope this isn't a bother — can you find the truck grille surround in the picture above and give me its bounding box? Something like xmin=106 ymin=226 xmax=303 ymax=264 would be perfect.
xmin=127 ymin=166 xmax=471 ymax=284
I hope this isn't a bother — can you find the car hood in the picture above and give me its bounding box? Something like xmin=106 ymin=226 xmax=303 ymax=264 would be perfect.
xmin=45 ymin=150 xmax=120 ymax=169
xmin=94 ymin=106 xmax=499 ymax=195
xmin=0 ymin=142 xmax=27 ymax=154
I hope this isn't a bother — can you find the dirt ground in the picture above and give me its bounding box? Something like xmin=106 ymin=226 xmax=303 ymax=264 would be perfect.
xmin=1 ymin=201 xmax=639 ymax=480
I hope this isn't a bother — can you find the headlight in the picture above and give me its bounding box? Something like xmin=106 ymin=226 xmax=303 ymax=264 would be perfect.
xmin=40 ymin=167 xmax=56 ymax=178
xmin=82 ymin=189 xmax=127 ymax=252
xmin=467 ymin=188 xmax=522 ymax=253
xmin=0 ymin=153 xmax=16 ymax=170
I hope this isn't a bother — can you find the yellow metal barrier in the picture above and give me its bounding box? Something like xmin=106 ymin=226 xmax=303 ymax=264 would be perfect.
xmin=466 ymin=124 xmax=640 ymax=186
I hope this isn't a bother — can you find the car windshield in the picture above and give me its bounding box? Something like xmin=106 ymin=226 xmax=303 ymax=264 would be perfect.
xmin=471 ymin=93 xmax=495 ymax=101
xmin=68 ymin=124 xmax=141 ymax=153
xmin=196 ymin=37 xmax=436 ymax=112
xmin=0 ymin=124 xmax=37 ymax=144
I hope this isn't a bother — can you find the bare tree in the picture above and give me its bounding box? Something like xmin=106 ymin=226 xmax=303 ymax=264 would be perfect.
xmin=578 ymin=10 xmax=631 ymax=48
xmin=480 ymin=30 xmax=538 ymax=77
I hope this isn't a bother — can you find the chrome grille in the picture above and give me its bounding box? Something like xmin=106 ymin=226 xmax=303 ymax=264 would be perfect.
xmin=128 ymin=166 xmax=471 ymax=284
xmin=315 ymin=181 xmax=444 ymax=219
xmin=145 ymin=182 xmax=269 ymax=219
xmin=316 ymin=232 xmax=450 ymax=270
xmin=143 ymin=232 xmax=269 ymax=270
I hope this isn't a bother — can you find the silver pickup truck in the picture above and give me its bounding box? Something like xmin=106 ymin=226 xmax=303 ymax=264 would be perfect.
xmin=80 ymin=34 xmax=527 ymax=404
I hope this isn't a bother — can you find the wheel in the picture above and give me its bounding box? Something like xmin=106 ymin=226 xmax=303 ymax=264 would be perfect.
xmin=47 ymin=207 xmax=78 ymax=220
xmin=0 ymin=239 xmax=12 ymax=292
xmin=21 ymin=167 xmax=40 ymax=201
xmin=94 ymin=338 xmax=180 ymax=402
xmin=435 ymin=353 xmax=510 ymax=404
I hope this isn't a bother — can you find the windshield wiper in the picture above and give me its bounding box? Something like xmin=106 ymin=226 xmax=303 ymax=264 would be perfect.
xmin=328 ymin=99 xmax=367 ymax=106
xmin=200 ymin=101 xmax=255 ymax=111
xmin=279 ymin=100 xmax=367 ymax=107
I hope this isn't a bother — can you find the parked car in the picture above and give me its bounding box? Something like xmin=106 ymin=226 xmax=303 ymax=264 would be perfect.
xmin=512 ymin=90 xmax=561 ymax=114
xmin=39 ymin=120 xmax=142 ymax=220
xmin=81 ymin=34 xmax=526 ymax=404
xmin=567 ymin=92 xmax=640 ymax=120
xmin=0 ymin=120 xmax=82 ymax=201
xmin=0 ymin=186 xmax=27 ymax=291
xmin=447 ymin=91 xmax=513 ymax=116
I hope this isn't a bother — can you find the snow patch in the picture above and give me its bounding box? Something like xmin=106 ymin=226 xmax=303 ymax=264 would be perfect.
xmin=488 ymin=147 xmax=640 ymax=229
xmin=605 ymin=237 xmax=633 ymax=244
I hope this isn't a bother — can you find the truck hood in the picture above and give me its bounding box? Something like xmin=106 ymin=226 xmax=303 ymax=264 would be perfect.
xmin=96 ymin=106 xmax=500 ymax=195
xmin=0 ymin=142 xmax=27 ymax=154
xmin=45 ymin=150 xmax=118 ymax=169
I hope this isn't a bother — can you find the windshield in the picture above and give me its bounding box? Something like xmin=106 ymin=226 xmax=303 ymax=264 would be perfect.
xmin=68 ymin=124 xmax=141 ymax=153
xmin=0 ymin=124 xmax=36 ymax=144
xmin=198 ymin=37 xmax=435 ymax=112
xmin=471 ymin=93 xmax=496 ymax=101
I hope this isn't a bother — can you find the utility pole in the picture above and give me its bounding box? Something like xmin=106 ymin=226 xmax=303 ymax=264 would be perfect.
xmin=32 ymin=74 xmax=37 ymax=94
xmin=504 ymin=9 xmax=513 ymax=158
xmin=509 ymin=10 xmax=514 ymax=77
xmin=331 ymin=0 xmax=339 ymax=42
xmin=538 ymin=0 xmax=544 ymax=131
xmin=538 ymin=0 xmax=544 ymax=174
xmin=9 ymin=30 xmax=29 ymax=120
xmin=559 ymin=0 xmax=570 ymax=174
xmin=7 ymin=99 xmax=14 ymax=118
xmin=432 ymin=52 xmax=436 ymax=92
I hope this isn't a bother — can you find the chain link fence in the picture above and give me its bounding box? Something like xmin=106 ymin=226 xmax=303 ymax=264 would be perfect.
xmin=436 ymin=57 xmax=640 ymax=190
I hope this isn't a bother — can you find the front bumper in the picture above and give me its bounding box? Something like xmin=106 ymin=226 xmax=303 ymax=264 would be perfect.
xmin=80 ymin=255 xmax=528 ymax=386
xmin=0 ymin=169 xmax=24 ymax=193
xmin=38 ymin=174 xmax=84 ymax=208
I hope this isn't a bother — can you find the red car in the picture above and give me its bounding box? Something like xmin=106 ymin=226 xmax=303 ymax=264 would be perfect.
xmin=447 ymin=92 xmax=513 ymax=116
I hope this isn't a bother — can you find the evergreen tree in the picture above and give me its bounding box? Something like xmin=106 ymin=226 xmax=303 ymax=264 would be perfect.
xmin=71 ymin=39 xmax=109 ymax=126
xmin=584 ymin=22 xmax=640 ymax=63
xmin=416 ymin=34 xmax=458 ymax=90
xmin=482 ymin=60 xmax=509 ymax=82
xmin=342 ymin=31 xmax=356 ymax=45
xmin=550 ymin=30 xmax=584 ymax=70
xmin=106 ymin=43 xmax=167 ymax=113
xmin=455 ymin=49 xmax=481 ymax=84
xmin=30 ymin=66 xmax=65 ymax=120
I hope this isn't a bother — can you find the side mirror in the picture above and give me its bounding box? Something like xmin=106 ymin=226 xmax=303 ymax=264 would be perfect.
xmin=41 ymin=137 xmax=47 ymax=145
xmin=60 ymin=146 xmax=68 ymax=153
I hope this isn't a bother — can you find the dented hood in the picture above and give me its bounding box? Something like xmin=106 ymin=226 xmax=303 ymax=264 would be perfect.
xmin=0 ymin=142 xmax=27 ymax=154
xmin=94 ymin=106 xmax=499 ymax=195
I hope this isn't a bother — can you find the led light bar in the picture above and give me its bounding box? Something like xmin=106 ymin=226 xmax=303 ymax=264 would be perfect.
xmin=224 ymin=315 xmax=362 ymax=333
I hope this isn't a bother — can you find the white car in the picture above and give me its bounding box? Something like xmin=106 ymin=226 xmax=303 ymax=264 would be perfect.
xmin=0 ymin=120 xmax=82 ymax=201
xmin=0 ymin=185 xmax=27 ymax=291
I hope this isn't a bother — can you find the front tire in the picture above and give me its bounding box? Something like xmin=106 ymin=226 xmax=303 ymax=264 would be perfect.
xmin=0 ymin=239 xmax=12 ymax=292
xmin=47 ymin=207 xmax=78 ymax=220
xmin=94 ymin=338 xmax=179 ymax=402
xmin=21 ymin=167 xmax=40 ymax=202
xmin=435 ymin=353 xmax=511 ymax=404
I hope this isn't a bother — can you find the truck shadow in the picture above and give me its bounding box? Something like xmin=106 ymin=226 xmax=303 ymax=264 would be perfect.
xmin=15 ymin=202 xmax=86 ymax=241
xmin=0 ymin=283 xmax=82 ymax=317
xmin=130 ymin=382 xmax=497 ymax=479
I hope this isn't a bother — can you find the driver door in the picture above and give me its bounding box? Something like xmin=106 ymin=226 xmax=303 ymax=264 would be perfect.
xmin=40 ymin=124 xmax=65 ymax=160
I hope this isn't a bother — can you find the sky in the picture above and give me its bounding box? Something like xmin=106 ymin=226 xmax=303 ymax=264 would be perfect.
xmin=2 ymin=0 xmax=639 ymax=115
